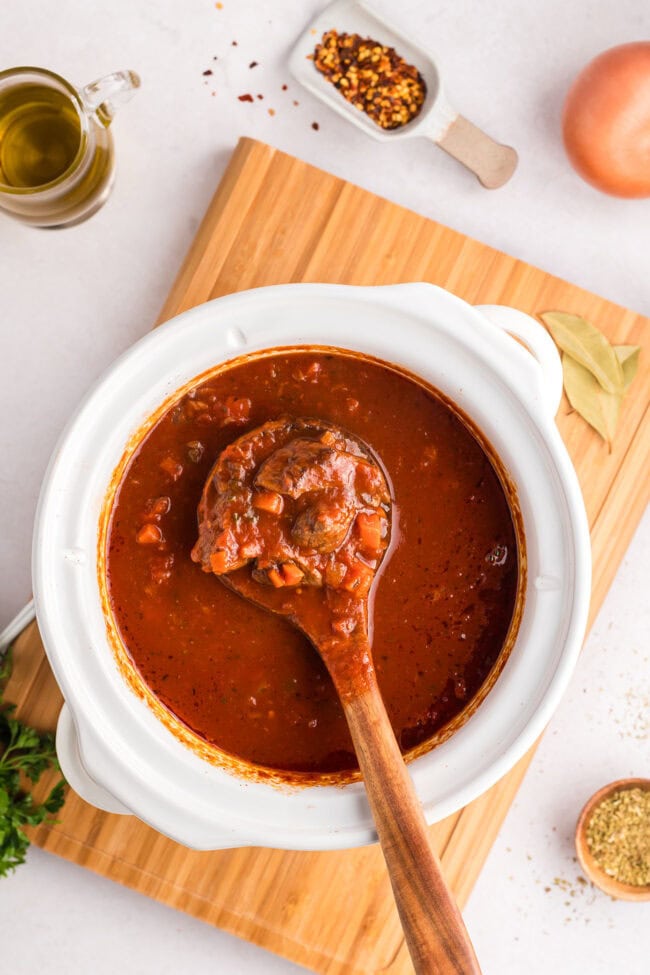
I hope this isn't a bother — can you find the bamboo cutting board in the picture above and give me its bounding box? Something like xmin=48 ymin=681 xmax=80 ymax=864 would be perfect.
xmin=8 ymin=138 xmax=649 ymax=975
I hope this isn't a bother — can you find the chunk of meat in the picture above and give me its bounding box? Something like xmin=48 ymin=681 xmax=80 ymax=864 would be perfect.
xmin=256 ymin=439 xmax=357 ymax=498
xmin=291 ymin=496 xmax=355 ymax=553
xmin=192 ymin=417 xmax=392 ymax=598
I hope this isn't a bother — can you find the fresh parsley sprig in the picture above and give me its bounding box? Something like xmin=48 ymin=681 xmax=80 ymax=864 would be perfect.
xmin=0 ymin=648 xmax=66 ymax=877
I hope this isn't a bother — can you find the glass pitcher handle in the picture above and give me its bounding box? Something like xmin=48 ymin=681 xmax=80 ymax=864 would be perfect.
xmin=79 ymin=70 xmax=141 ymax=126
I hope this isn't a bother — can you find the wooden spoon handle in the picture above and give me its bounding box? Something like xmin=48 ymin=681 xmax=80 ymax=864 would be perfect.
xmin=437 ymin=115 xmax=518 ymax=189
xmin=342 ymin=683 xmax=482 ymax=975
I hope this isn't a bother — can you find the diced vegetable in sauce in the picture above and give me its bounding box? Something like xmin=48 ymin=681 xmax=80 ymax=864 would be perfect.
xmin=106 ymin=352 xmax=519 ymax=775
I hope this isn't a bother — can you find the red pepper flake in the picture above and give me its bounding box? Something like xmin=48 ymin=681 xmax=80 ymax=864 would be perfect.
xmin=268 ymin=108 xmax=275 ymax=116
xmin=249 ymin=61 xmax=259 ymax=69
xmin=203 ymin=69 xmax=213 ymax=76
xmin=312 ymin=122 xmax=319 ymax=130
xmin=231 ymin=40 xmax=238 ymax=46
xmin=313 ymin=30 xmax=426 ymax=130
xmin=215 ymin=2 xmax=223 ymax=7
xmin=257 ymin=93 xmax=264 ymax=100
xmin=282 ymin=84 xmax=288 ymax=91
xmin=238 ymin=93 xmax=254 ymax=102
xmin=293 ymin=100 xmax=299 ymax=106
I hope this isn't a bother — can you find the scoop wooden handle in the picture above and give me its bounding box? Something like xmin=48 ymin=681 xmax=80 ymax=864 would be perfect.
xmin=342 ymin=682 xmax=482 ymax=975
xmin=438 ymin=115 xmax=518 ymax=189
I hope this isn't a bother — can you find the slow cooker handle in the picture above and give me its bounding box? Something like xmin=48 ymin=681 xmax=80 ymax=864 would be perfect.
xmin=475 ymin=305 xmax=564 ymax=416
xmin=56 ymin=703 xmax=131 ymax=815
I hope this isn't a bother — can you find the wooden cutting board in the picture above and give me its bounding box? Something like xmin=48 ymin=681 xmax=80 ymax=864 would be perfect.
xmin=9 ymin=138 xmax=649 ymax=975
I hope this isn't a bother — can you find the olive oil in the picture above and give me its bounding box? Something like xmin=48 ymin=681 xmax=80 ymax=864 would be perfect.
xmin=0 ymin=83 xmax=82 ymax=187
xmin=0 ymin=69 xmax=122 ymax=228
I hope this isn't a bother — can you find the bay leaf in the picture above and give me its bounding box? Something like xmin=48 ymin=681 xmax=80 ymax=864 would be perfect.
xmin=562 ymin=352 xmax=622 ymax=445
xmin=614 ymin=344 xmax=641 ymax=391
xmin=541 ymin=311 xmax=624 ymax=395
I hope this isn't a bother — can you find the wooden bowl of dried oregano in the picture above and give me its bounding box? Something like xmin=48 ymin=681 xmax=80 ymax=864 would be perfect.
xmin=575 ymin=778 xmax=650 ymax=901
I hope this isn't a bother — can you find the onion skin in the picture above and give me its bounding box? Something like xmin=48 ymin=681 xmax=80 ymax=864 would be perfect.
xmin=562 ymin=42 xmax=650 ymax=198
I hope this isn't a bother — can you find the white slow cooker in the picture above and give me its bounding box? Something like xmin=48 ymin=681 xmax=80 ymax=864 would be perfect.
xmin=33 ymin=283 xmax=591 ymax=850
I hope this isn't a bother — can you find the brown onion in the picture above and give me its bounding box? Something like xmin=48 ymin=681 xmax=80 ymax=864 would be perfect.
xmin=562 ymin=42 xmax=650 ymax=198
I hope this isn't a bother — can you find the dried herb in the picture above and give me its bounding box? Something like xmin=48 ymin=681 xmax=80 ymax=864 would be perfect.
xmin=562 ymin=354 xmax=622 ymax=445
xmin=614 ymin=344 xmax=641 ymax=390
xmin=0 ymin=648 xmax=66 ymax=877
xmin=540 ymin=311 xmax=641 ymax=445
xmin=586 ymin=787 xmax=650 ymax=886
xmin=540 ymin=311 xmax=625 ymax=394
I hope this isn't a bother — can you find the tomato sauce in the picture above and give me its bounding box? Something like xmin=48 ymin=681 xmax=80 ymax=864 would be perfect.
xmin=106 ymin=350 xmax=520 ymax=774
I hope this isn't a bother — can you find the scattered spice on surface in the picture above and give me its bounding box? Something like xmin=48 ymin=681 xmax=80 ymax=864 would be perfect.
xmin=203 ymin=69 xmax=213 ymax=76
xmin=313 ymin=29 xmax=426 ymax=130
xmin=311 ymin=121 xmax=319 ymax=130
xmin=249 ymin=61 xmax=258 ymax=69
xmin=268 ymin=108 xmax=275 ymax=116
xmin=282 ymin=84 xmax=288 ymax=91
xmin=231 ymin=40 xmax=238 ymax=46
xmin=257 ymin=93 xmax=264 ymax=100
xmin=586 ymin=787 xmax=650 ymax=886
xmin=293 ymin=99 xmax=299 ymax=106
xmin=238 ymin=93 xmax=254 ymax=102
xmin=215 ymin=2 xmax=223 ymax=8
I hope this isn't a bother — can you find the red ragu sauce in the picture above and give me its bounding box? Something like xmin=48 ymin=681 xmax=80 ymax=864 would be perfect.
xmin=106 ymin=350 xmax=520 ymax=775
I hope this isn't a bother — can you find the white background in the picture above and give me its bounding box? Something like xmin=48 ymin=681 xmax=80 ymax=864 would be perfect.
xmin=1 ymin=1 xmax=648 ymax=972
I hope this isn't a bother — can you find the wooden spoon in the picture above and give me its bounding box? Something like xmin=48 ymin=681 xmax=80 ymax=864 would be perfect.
xmin=192 ymin=418 xmax=482 ymax=975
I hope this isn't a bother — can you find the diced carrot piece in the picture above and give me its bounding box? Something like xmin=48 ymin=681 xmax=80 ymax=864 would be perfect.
xmin=356 ymin=512 xmax=383 ymax=552
xmin=341 ymin=561 xmax=374 ymax=598
xmin=136 ymin=523 xmax=163 ymax=545
xmin=267 ymin=567 xmax=285 ymax=588
xmin=253 ymin=490 xmax=284 ymax=514
xmin=209 ymin=550 xmax=229 ymax=574
xmin=160 ymin=456 xmax=183 ymax=481
xmin=281 ymin=562 xmax=304 ymax=586
xmin=222 ymin=396 xmax=251 ymax=425
xmin=145 ymin=496 xmax=171 ymax=519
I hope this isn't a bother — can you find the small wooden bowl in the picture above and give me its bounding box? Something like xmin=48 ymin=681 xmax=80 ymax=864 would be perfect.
xmin=575 ymin=778 xmax=650 ymax=901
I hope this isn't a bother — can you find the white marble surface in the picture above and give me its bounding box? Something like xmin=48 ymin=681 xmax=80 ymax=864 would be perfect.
xmin=0 ymin=0 xmax=648 ymax=972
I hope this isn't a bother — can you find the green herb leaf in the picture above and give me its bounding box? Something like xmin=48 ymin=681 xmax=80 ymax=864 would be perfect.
xmin=562 ymin=353 xmax=622 ymax=445
xmin=541 ymin=312 xmax=625 ymax=395
xmin=614 ymin=345 xmax=641 ymax=392
xmin=0 ymin=669 xmax=66 ymax=877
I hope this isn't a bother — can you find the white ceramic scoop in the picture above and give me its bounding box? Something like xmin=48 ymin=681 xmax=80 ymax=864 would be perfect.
xmin=289 ymin=0 xmax=518 ymax=189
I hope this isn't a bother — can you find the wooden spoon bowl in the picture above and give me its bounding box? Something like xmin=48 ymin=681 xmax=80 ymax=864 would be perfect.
xmin=575 ymin=777 xmax=650 ymax=902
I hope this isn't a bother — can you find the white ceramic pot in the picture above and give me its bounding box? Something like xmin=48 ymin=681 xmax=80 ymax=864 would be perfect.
xmin=33 ymin=283 xmax=591 ymax=850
